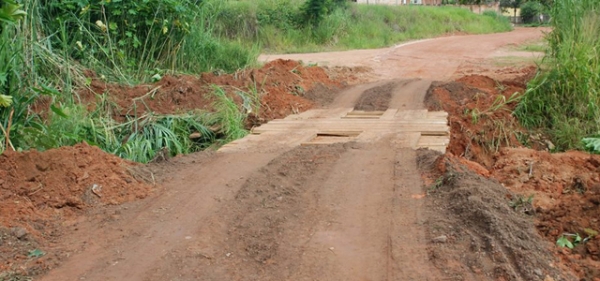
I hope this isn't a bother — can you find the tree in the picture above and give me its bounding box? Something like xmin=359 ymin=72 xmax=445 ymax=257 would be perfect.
xmin=520 ymin=1 xmax=542 ymax=23
xmin=500 ymin=0 xmax=523 ymax=18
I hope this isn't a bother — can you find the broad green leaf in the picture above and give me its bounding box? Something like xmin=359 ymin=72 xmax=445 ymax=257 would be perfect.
xmin=583 ymin=137 xmax=600 ymax=153
xmin=556 ymin=236 xmax=573 ymax=249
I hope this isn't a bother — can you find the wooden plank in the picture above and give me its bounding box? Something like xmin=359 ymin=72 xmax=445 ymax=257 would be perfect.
xmin=417 ymin=146 xmax=447 ymax=153
xmin=262 ymin=120 xmax=448 ymax=125
xmin=252 ymin=128 xmax=449 ymax=135
xmin=420 ymin=131 xmax=450 ymax=136
xmin=252 ymin=125 xmax=449 ymax=131
xmin=345 ymin=111 xmax=386 ymax=116
xmin=380 ymin=109 xmax=399 ymax=120
xmin=317 ymin=131 xmax=362 ymax=137
xmin=342 ymin=115 xmax=383 ymax=119
xmin=418 ymin=135 xmax=450 ymax=147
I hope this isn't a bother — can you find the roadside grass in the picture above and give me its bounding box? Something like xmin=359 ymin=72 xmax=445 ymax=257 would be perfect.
xmin=514 ymin=40 xmax=548 ymax=53
xmin=489 ymin=55 xmax=543 ymax=67
xmin=210 ymin=1 xmax=513 ymax=54
xmin=516 ymin=0 xmax=600 ymax=151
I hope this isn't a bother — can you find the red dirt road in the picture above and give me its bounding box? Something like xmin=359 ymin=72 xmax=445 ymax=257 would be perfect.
xmin=260 ymin=27 xmax=548 ymax=81
xmin=38 ymin=28 xmax=553 ymax=281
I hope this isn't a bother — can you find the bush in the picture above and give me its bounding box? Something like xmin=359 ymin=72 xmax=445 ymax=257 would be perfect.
xmin=520 ymin=1 xmax=543 ymax=24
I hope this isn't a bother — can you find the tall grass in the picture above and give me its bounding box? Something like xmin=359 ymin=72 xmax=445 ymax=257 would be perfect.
xmin=516 ymin=0 xmax=600 ymax=150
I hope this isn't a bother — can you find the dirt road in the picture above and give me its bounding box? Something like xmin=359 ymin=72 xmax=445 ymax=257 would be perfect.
xmin=40 ymin=28 xmax=548 ymax=281
xmin=260 ymin=27 xmax=548 ymax=81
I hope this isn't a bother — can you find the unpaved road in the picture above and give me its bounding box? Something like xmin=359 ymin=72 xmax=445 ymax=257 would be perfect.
xmin=260 ymin=28 xmax=548 ymax=81
xmin=41 ymin=28 xmax=547 ymax=281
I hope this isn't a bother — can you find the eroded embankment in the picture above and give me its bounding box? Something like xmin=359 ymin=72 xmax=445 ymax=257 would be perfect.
xmin=422 ymin=67 xmax=600 ymax=280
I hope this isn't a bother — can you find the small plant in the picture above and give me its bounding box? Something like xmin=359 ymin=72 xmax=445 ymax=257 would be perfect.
xmin=582 ymin=137 xmax=600 ymax=154
xmin=27 ymin=248 xmax=45 ymax=258
xmin=427 ymin=172 xmax=456 ymax=194
xmin=509 ymin=194 xmax=534 ymax=212
xmin=557 ymin=229 xmax=598 ymax=249
xmin=427 ymin=176 xmax=444 ymax=194
xmin=557 ymin=233 xmax=582 ymax=249
xmin=465 ymin=92 xmax=522 ymax=125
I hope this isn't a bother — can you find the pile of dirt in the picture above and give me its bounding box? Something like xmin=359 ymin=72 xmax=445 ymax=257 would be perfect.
xmin=425 ymin=68 xmax=600 ymax=280
xmin=492 ymin=149 xmax=600 ymax=280
xmin=79 ymin=59 xmax=344 ymax=125
xmin=322 ymin=65 xmax=376 ymax=85
xmin=353 ymin=81 xmax=397 ymax=111
xmin=0 ymin=142 xmax=151 ymax=277
xmin=418 ymin=150 xmax=570 ymax=281
xmin=425 ymin=72 xmax=535 ymax=168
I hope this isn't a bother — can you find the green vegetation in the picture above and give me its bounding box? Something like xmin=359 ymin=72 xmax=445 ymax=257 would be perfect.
xmin=211 ymin=1 xmax=512 ymax=53
xmin=520 ymin=1 xmax=543 ymax=24
xmin=516 ymin=0 xmax=600 ymax=151
xmin=515 ymin=40 xmax=547 ymax=53
xmin=0 ymin=0 xmax=513 ymax=161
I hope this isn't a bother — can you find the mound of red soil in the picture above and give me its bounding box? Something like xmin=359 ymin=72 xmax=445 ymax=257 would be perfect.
xmin=425 ymin=74 xmax=530 ymax=168
xmin=492 ymin=148 xmax=600 ymax=280
xmin=80 ymin=60 xmax=343 ymax=124
xmin=0 ymin=143 xmax=151 ymax=276
xmin=426 ymin=68 xmax=600 ymax=280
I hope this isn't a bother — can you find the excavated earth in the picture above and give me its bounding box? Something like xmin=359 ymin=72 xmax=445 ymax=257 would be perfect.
xmin=4 ymin=27 xmax=598 ymax=281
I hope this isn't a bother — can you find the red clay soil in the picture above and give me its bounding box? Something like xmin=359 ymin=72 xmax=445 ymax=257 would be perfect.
xmin=493 ymin=149 xmax=600 ymax=280
xmin=425 ymin=68 xmax=600 ymax=281
xmin=80 ymin=59 xmax=343 ymax=124
xmin=425 ymin=71 xmax=533 ymax=168
xmin=0 ymin=143 xmax=151 ymax=277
